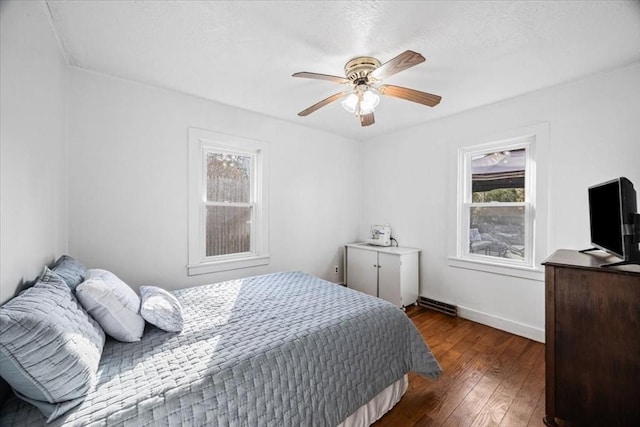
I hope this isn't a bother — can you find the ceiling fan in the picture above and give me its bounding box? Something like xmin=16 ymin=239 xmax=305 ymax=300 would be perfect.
xmin=292 ymin=50 xmax=441 ymax=127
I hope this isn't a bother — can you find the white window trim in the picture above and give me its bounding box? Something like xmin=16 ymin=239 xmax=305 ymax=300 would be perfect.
xmin=448 ymin=123 xmax=550 ymax=281
xmin=188 ymin=128 xmax=269 ymax=275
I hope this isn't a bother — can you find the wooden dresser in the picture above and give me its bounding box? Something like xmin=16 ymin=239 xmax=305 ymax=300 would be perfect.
xmin=543 ymin=249 xmax=640 ymax=426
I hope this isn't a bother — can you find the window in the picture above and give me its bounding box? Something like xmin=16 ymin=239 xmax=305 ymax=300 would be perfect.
xmin=449 ymin=123 xmax=548 ymax=280
xmin=457 ymin=135 xmax=537 ymax=270
xmin=188 ymin=128 xmax=269 ymax=275
xmin=205 ymin=151 xmax=253 ymax=257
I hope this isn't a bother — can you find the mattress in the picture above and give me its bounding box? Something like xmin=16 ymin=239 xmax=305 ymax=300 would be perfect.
xmin=0 ymin=271 xmax=441 ymax=426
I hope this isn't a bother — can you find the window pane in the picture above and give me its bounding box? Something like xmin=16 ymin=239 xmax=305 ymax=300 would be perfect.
xmin=469 ymin=206 xmax=525 ymax=261
xmin=472 ymin=148 xmax=525 ymax=202
xmin=206 ymin=206 xmax=252 ymax=256
xmin=206 ymin=153 xmax=251 ymax=203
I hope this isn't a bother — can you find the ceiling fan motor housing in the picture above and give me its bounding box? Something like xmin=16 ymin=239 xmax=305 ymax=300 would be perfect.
xmin=344 ymin=56 xmax=381 ymax=84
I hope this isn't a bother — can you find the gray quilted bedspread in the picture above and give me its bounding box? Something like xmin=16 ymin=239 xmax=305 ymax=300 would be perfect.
xmin=0 ymin=272 xmax=441 ymax=426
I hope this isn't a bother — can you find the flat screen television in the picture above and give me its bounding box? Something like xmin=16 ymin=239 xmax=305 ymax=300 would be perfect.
xmin=582 ymin=177 xmax=640 ymax=267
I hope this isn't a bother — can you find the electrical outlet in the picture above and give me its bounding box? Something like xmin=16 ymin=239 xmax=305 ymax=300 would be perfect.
xmin=334 ymin=265 xmax=339 ymax=274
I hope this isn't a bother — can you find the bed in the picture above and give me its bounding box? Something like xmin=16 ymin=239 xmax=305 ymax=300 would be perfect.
xmin=0 ymin=271 xmax=441 ymax=426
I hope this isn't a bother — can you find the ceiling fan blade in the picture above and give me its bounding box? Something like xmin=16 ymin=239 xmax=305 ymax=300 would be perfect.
xmin=297 ymin=92 xmax=350 ymax=116
xmin=369 ymin=50 xmax=425 ymax=81
xmin=378 ymin=84 xmax=442 ymax=107
xmin=360 ymin=112 xmax=375 ymax=127
xmin=292 ymin=72 xmax=351 ymax=84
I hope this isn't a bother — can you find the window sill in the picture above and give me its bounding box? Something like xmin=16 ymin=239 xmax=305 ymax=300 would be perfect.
xmin=188 ymin=254 xmax=270 ymax=276
xmin=448 ymin=256 xmax=544 ymax=281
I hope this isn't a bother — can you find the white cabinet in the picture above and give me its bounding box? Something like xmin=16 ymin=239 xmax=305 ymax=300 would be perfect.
xmin=345 ymin=243 xmax=420 ymax=308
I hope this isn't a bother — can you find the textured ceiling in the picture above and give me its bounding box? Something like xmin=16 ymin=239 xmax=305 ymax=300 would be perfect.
xmin=46 ymin=1 xmax=640 ymax=140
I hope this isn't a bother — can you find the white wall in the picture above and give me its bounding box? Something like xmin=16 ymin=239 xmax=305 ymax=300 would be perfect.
xmin=361 ymin=63 xmax=640 ymax=341
xmin=3 ymin=0 xmax=638 ymax=345
xmin=66 ymin=68 xmax=361 ymax=291
xmin=0 ymin=1 xmax=68 ymax=304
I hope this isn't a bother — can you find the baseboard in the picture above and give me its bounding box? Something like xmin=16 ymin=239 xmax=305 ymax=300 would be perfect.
xmin=457 ymin=305 xmax=545 ymax=343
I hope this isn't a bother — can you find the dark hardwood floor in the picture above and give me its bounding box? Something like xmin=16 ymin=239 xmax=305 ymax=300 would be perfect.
xmin=374 ymin=306 xmax=545 ymax=427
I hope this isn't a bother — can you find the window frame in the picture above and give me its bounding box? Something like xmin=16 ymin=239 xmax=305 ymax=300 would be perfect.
xmin=188 ymin=128 xmax=269 ymax=275
xmin=460 ymin=139 xmax=535 ymax=268
xmin=449 ymin=123 xmax=549 ymax=281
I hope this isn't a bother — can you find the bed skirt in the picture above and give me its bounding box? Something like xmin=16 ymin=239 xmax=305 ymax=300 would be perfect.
xmin=338 ymin=375 xmax=408 ymax=427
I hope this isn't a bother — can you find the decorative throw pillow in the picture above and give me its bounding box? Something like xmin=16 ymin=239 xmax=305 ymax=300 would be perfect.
xmin=139 ymin=285 xmax=184 ymax=332
xmin=75 ymin=269 xmax=145 ymax=342
xmin=49 ymin=254 xmax=88 ymax=291
xmin=0 ymin=272 xmax=105 ymax=422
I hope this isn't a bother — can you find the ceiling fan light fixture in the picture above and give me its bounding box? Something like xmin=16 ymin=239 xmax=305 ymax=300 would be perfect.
xmin=341 ymin=93 xmax=358 ymax=114
xmin=341 ymin=90 xmax=380 ymax=115
xmin=360 ymin=90 xmax=380 ymax=114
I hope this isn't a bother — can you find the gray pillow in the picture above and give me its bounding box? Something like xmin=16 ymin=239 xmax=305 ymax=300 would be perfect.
xmin=76 ymin=269 xmax=145 ymax=342
xmin=140 ymin=285 xmax=184 ymax=332
xmin=0 ymin=271 xmax=105 ymax=421
xmin=49 ymin=255 xmax=88 ymax=291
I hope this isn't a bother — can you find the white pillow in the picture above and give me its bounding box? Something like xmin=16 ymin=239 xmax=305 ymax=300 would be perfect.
xmin=75 ymin=269 xmax=145 ymax=342
xmin=139 ymin=286 xmax=184 ymax=333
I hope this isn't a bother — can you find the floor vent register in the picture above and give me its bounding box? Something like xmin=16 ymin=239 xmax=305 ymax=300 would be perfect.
xmin=419 ymin=296 xmax=457 ymax=317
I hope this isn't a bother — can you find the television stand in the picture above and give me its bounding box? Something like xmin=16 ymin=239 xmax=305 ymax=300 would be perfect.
xmin=578 ymin=247 xmax=640 ymax=267
xmin=600 ymin=258 xmax=640 ymax=268
xmin=578 ymin=247 xmax=600 ymax=253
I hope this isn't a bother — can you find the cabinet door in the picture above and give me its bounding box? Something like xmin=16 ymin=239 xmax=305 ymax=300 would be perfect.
xmin=346 ymin=248 xmax=378 ymax=297
xmin=378 ymin=252 xmax=401 ymax=306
